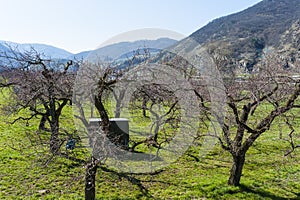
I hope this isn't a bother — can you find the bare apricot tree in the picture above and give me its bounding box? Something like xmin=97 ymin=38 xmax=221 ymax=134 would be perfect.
xmin=73 ymin=60 xmax=124 ymax=200
xmin=128 ymin=83 xmax=180 ymax=151
xmin=0 ymin=47 xmax=76 ymax=154
xmin=208 ymin=53 xmax=300 ymax=186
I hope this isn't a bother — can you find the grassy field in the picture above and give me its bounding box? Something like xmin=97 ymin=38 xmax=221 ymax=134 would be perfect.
xmin=0 ymin=90 xmax=300 ymax=199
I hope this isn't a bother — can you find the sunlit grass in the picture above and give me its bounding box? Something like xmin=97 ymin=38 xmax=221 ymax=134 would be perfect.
xmin=0 ymin=90 xmax=300 ymax=199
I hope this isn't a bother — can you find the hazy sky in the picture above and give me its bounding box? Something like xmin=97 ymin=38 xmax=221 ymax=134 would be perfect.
xmin=0 ymin=0 xmax=262 ymax=53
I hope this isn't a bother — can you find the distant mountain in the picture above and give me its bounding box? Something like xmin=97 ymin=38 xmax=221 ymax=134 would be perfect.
xmin=81 ymin=38 xmax=178 ymax=61
xmin=70 ymin=50 xmax=91 ymax=60
xmin=0 ymin=38 xmax=177 ymax=70
xmin=0 ymin=44 xmax=10 ymax=66
xmin=0 ymin=44 xmax=9 ymax=52
xmin=185 ymin=0 xmax=300 ymax=72
xmin=0 ymin=41 xmax=73 ymax=59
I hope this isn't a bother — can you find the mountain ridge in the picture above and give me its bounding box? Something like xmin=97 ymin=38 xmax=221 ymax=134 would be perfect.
xmin=188 ymin=0 xmax=300 ymax=72
xmin=0 ymin=38 xmax=178 ymax=61
xmin=190 ymin=0 xmax=300 ymax=46
xmin=0 ymin=41 xmax=73 ymax=59
xmin=72 ymin=37 xmax=178 ymax=61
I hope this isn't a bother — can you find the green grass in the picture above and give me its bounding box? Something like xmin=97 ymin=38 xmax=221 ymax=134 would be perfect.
xmin=1 ymin=90 xmax=300 ymax=199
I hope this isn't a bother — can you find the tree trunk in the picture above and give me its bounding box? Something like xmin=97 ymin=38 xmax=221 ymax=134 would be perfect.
xmin=114 ymin=89 xmax=125 ymax=118
xmin=94 ymin=95 xmax=110 ymax=133
xmin=39 ymin=115 xmax=47 ymax=131
xmin=85 ymin=158 xmax=98 ymax=200
xmin=142 ymin=97 xmax=148 ymax=118
xmin=115 ymin=99 xmax=121 ymax=118
xmin=49 ymin=120 xmax=60 ymax=154
xmin=228 ymin=152 xmax=246 ymax=186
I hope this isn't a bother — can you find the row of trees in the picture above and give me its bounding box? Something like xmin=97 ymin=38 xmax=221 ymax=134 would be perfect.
xmin=1 ymin=46 xmax=300 ymax=199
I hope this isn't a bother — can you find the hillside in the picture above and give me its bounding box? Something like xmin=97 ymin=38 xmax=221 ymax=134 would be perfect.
xmin=0 ymin=44 xmax=9 ymax=52
xmin=188 ymin=0 xmax=300 ymax=71
xmin=0 ymin=38 xmax=177 ymax=62
xmin=191 ymin=0 xmax=300 ymax=45
xmin=0 ymin=41 xmax=73 ymax=59
xmin=74 ymin=37 xmax=178 ymax=61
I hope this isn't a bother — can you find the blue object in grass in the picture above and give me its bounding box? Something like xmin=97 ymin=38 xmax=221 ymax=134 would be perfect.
xmin=66 ymin=139 xmax=76 ymax=150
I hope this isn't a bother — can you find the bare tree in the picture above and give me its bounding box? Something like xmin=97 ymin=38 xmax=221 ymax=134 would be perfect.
xmin=0 ymin=47 xmax=76 ymax=154
xmin=73 ymin=60 xmax=124 ymax=200
xmin=204 ymin=53 xmax=300 ymax=186
xmin=129 ymin=83 xmax=180 ymax=151
xmin=73 ymin=52 xmax=186 ymax=199
xmin=163 ymin=48 xmax=300 ymax=186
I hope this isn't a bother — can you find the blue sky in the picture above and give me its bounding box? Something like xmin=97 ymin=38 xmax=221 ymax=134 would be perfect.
xmin=0 ymin=0 xmax=262 ymax=53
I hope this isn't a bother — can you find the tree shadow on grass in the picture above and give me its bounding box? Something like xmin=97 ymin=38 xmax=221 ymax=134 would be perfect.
xmin=100 ymin=166 xmax=157 ymax=199
xmin=239 ymin=184 xmax=300 ymax=200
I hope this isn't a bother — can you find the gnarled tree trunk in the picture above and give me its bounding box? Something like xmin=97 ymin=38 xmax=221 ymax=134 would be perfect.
xmin=49 ymin=120 xmax=60 ymax=154
xmin=84 ymin=94 xmax=110 ymax=199
xmin=228 ymin=152 xmax=246 ymax=186
xmin=85 ymin=157 xmax=98 ymax=200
